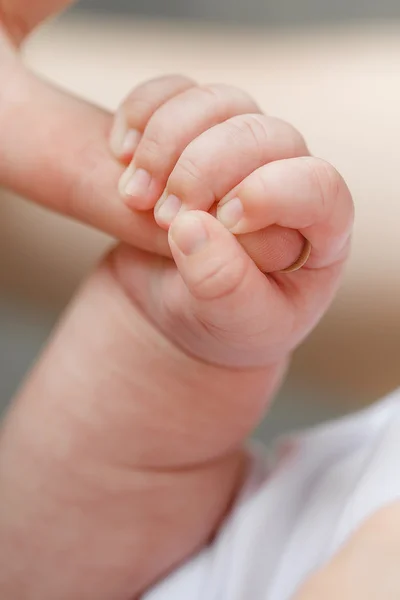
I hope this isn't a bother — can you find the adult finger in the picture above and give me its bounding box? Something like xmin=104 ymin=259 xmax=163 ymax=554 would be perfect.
xmin=0 ymin=68 xmax=170 ymax=256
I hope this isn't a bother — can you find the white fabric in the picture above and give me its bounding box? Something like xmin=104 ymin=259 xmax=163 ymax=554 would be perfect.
xmin=144 ymin=389 xmax=400 ymax=600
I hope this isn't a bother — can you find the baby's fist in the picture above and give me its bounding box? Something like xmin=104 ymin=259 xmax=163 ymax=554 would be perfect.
xmin=110 ymin=76 xmax=353 ymax=368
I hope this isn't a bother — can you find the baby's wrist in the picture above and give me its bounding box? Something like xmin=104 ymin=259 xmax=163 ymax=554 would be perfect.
xmin=0 ymin=256 xmax=286 ymax=476
xmin=138 ymin=349 xmax=287 ymax=468
xmin=0 ymin=276 xmax=284 ymax=597
xmin=0 ymin=252 xmax=289 ymax=597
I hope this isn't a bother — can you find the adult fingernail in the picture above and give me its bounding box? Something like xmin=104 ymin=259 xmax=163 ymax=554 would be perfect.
xmin=110 ymin=111 xmax=141 ymax=158
xmin=119 ymin=165 xmax=152 ymax=203
xmin=170 ymin=213 xmax=208 ymax=255
xmin=217 ymin=197 xmax=244 ymax=230
xmin=155 ymin=193 xmax=182 ymax=226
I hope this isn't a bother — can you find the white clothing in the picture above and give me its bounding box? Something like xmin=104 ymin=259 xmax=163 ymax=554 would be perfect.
xmin=144 ymin=390 xmax=400 ymax=599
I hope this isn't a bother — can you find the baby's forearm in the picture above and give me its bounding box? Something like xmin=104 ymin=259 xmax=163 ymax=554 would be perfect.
xmin=0 ymin=252 xmax=283 ymax=599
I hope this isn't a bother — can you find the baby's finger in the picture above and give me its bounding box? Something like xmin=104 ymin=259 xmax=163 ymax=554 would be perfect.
xmin=118 ymin=84 xmax=260 ymax=210
xmin=218 ymin=157 xmax=354 ymax=269
xmin=155 ymin=114 xmax=307 ymax=228
xmin=110 ymin=74 xmax=195 ymax=162
xmin=167 ymin=211 xmax=292 ymax=367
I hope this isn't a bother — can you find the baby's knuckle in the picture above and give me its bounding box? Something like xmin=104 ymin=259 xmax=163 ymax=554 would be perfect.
xmin=279 ymin=119 xmax=308 ymax=154
xmin=173 ymin=155 xmax=206 ymax=189
xmin=225 ymin=114 xmax=269 ymax=156
xmin=137 ymin=132 xmax=167 ymax=164
xmin=252 ymin=168 xmax=271 ymax=200
xmin=302 ymin=157 xmax=341 ymax=211
xmin=197 ymin=84 xmax=227 ymax=103
xmin=191 ymin=254 xmax=247 ymax=301
xmin=229 ymin=113 xmax=267 ymax=140
xmin=129 ymin=74 xmax=193 ymax=100
xmin=236 ymin=169 xmax=267 ymax=207
xmin=196 ymin=84 xmax=240 ymax=116
xmin=123 ymin=97 xmax=155 ymax=127
xmin=201 ymin=83 xmax=257 ymax=107
xmin=148 ymin=104 xmax=177 ymax=139
xmin=259 ymin=116 xmax=307 ymax=157
xmin=157 ymin=73 xmax=196 ymax=88
xmin=137 ymin=118 xmax=176 ymax=169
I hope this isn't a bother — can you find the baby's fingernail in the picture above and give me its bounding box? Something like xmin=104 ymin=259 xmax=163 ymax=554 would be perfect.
xmin=170 ymin=213 xmax=208 ymax=255
xmin=155 ymin=193 xmax=182 ymax=226
xmin=217 ymin=197 xmax=244 ymax=230
xmin=110 ymin=111 xmax=141 ymax=158
xmin=119 ymin=165 xmax=152 ymax=204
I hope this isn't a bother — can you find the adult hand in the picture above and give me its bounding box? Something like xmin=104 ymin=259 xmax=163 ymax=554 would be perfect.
xmin=0 ymin=0 xmax=169 ymax=255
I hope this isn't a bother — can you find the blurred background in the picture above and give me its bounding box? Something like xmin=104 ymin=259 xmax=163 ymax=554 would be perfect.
xmin=74 ymin=0 xmax=400 ymax=25
xmin=1 ymin=0 xmax=400 ymax=440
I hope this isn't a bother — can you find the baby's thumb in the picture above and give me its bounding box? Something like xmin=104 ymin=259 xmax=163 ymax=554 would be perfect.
xmin=168 ymin=211 xmax=289 ymax=368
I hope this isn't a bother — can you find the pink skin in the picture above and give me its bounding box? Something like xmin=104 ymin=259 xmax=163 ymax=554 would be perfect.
xmin=294 ymin=503 xmax=400 ymax=599
xmin=0 ymin=4 xmax=370 ymax=600
xmin=111 ymin=82 xmax=353 ymax=369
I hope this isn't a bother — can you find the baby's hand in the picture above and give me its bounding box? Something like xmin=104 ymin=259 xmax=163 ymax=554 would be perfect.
xmin=0 ymin=76 xmax=353 ymax=600
xmin=110 ymin=76 xmax=354 ymax=370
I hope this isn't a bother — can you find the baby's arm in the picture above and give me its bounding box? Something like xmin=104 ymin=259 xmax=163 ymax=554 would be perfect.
xmin=0 ymin=260 xmax=252 ymax=599
xmin=0 ymin=80 xmax=353 ymax=600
